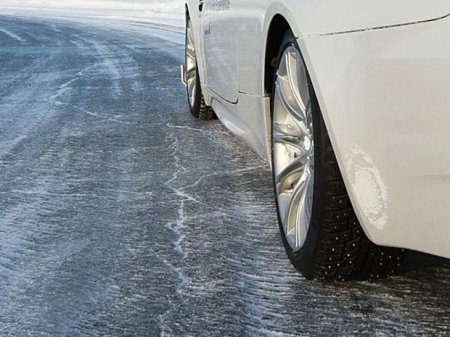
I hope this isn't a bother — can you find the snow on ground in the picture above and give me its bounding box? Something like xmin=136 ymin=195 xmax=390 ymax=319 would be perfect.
xmin=0 ymin=0 xmax=185 ymax=26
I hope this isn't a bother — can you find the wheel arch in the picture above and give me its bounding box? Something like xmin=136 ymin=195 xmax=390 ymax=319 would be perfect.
xmin=262 ymin=14 xmax=381 ymax=252
xmin=264 ymin=14 xmax=291 ymax=97
xmin=185 ymin=3 xmax=190 ymax=20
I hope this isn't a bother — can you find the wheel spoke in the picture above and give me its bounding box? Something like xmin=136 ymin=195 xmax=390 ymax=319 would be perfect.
xmin=273 ymin=117 xmax=302 ymax=138
xmin=273 ymin=124 xmax=312 ymax=155
xmin=284 ymin=170 xmax=309 ymax=234
xmin=187 ymin=78 xmax=196 ymax=105
xmin=186 ymin=46 xmax=196 ymax=61
xmin=273 ymin=83 xmax=312 ymax=145
xmin=275 ymin=78 xmax=306 ymax=124
xmin=276 ymin=158 xmax=306 ymax=195
xmin=273 ymin=134 xmax=306 ymax=152
xmin=186 ymin=66 xmax=196 ymax=81
xmin=187 ymin=21 xmax=195 ymax=47
xmin=286 ymin=50 xmax=310 ymax=117
xmin=294 ymin=174 xmax=313 ymax=248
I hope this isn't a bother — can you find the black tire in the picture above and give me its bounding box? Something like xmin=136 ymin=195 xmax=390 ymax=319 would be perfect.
xmin=271 ymin=31 xmax=402 ymax=282
xmin=185 ymin=16 xmax=215 ymax=120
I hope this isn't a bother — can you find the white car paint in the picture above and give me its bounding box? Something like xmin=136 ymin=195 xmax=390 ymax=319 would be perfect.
xmin=185 ymin=0 xmax=450 ymax=259
xmin=201 ymin=3 xmax=239 ymax=103
xmin=302 ymin=17 xmax=450 ymax=258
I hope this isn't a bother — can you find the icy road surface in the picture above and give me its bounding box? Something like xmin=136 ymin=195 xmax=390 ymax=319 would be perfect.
xmin=0 ymin=15 xmax=449 ymax=337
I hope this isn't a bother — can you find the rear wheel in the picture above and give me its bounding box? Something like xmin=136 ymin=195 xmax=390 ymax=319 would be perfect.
xmin=271 ymin=31 xmax=402 ymax=282
xmin=185 ymin=16 xmax=215 ymax=120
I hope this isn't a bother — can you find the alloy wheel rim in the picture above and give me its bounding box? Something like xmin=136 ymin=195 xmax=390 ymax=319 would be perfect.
xmin=186 ymin=19 xmax=197 ymax=107
xmin=273 ymin=45 xmax=315 ymax=252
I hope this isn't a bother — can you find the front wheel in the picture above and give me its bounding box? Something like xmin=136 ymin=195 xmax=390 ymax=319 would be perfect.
xmin=271 ymin=31 xmax=402 ymax=282
xmin=185 ymin=16 xmax=215 ymax=120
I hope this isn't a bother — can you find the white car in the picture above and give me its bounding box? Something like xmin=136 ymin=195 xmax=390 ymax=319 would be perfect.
xmin=181 ymin=0 xmax=450 ymax=281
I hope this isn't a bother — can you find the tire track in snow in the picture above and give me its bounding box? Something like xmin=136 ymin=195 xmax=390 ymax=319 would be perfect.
xmin=0 ymin=28 xmax=24 ymax=42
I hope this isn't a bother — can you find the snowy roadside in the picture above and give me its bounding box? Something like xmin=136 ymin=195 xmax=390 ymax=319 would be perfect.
xmin=0 ymin=0 xmax=185 ymax=44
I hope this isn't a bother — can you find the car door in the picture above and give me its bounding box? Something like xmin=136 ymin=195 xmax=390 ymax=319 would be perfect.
xmin=236 ymin=0 xmax=267 ymax=97
xmin=200 ymin=0 xmax=239 ymax=103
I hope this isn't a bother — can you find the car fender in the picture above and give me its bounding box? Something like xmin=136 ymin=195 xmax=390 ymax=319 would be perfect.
xmin=264 ymin=0 xmax=449 ymax=37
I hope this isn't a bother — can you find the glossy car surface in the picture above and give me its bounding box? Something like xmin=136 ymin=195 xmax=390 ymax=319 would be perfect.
xmin=183 ymin=0 xmax=450 ymax=261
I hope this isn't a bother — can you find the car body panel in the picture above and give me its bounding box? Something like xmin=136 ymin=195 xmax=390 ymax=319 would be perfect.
xmin=300 ymin=16 xmax=450 ymax=258
xmin=184 ymin=0 xmax=450 ymax=258
xmin=205 ymin=86 xmax=272 ymax=159
xmin=238 ymin=1 xmax=450 ymax=96
xmin=265 ymin=0 xmax=449 ymax=36
xmin=200 ymin=0 xmax=239 ymax=103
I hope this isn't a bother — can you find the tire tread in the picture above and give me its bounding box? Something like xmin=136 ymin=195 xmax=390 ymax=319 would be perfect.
xmin=309 ymin=136 xmax=402 ymax=282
